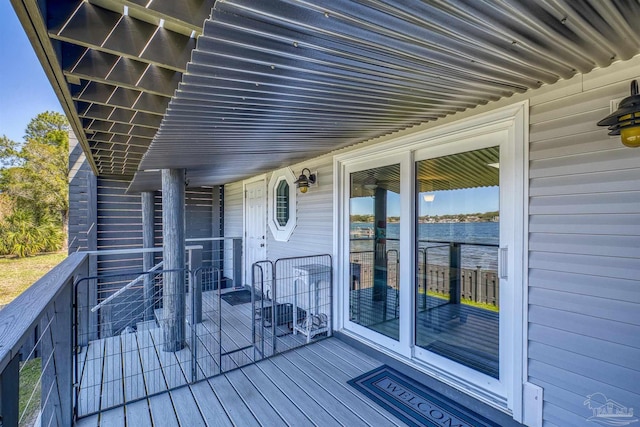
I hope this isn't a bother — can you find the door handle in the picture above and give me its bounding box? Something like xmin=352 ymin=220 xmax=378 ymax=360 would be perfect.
xmin=499 ymin=246 xmax=508 ymax=279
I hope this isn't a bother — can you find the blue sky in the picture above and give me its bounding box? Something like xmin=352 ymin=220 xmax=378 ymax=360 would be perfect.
xmin=0 ymin=2 xmax=63 ymax=143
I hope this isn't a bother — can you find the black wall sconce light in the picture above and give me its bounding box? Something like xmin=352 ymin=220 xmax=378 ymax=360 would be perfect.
xmin=598 ymin=80 xmax=640 ymax=148
xmin=294 ymin=168 xmax=316 ymax=193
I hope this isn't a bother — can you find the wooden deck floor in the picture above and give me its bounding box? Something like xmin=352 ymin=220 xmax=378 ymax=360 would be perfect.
xmin=76 ymin=289 xmax=309 ymax=417
xmin=76 ymin=337 xmax=406 ymax=426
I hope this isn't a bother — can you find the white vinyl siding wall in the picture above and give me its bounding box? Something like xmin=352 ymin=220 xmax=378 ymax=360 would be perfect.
xmin=224 ymin=182 xmax=244 ymax=281
xmin=266 ymin=158 xmax=334 ymax=260
xmin=223 ymin=182 xmax=244 ymax=239
xmin=527 ymin=62 xmax=640 ymax=427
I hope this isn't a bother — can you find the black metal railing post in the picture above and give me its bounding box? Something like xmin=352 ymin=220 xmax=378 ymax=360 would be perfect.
xmin=191 ymin=268 xmax=198 ymax=383
xmin=449 ymin=242 xmax=462 ymax=305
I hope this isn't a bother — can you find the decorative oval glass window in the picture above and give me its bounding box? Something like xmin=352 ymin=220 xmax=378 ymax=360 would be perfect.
xmin=276 ymin=179 xmax=290 ymax=226
xmin=268 ymin=168 xmax=297 ymax=241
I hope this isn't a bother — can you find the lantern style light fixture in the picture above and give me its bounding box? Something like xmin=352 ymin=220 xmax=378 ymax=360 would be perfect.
xmin=598 ymin=80 xmax=640 ymax=148
xmin=294 ymin=168 xmax=316 ymax=193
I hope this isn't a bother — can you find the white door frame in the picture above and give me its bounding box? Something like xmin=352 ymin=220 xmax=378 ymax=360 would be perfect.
xmin=243 ymin=174 xmax=267 ymax=287
xmin=333 ymin=102 xmax=528 ymax=420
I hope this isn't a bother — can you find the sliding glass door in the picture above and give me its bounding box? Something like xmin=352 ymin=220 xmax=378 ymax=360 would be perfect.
xmin=348 ymin=164 xmax=401 ymax=341
xmin=339 ymin=106 xmax=526 ymax=412
xmin=415 ymin=147 xmax=500 ymax=378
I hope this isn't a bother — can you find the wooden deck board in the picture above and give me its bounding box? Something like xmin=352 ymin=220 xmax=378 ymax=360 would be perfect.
xmin=255 ymin=358 xmax=342 ymax=426
xmin=147 ymin=328 xmax=188 ymax=389
xmin=101 ymin=336 xmax=124 ymax=411
xmin=124 ymin=399 xmax=153 ymax=427
xmin=75 ymin=413 xmax=99 ymax=427
xmin=240 ymin=363 xmax=314 ymax=426
xmin=99 ymin=404 xmax=125 ymax=426
xmin=298 ymin=344 xmax=404 ymax=425
xmin=170 ymin=386 xmax=206 ymax=426
xmin=267 ymin=353 xmax=372 ymax=426
xmin=77 ymin=338 xmax=411 ymax=427
xmin=147 ymin=391 xmax=179 ymax=426
xmin=77 ymin=339 xmax=102 ymax=416
xmin=189 ymin=380 xmax=234 ymax=427
xmin=224 ymin=368 xmax=287 ymax=426
xmin=120 ymin=332 xmax=146 ymax=402
xmin=136 ymin=328 xmax=169 ymax=395
xmin=77 ymin=293 xmax=400 ymax=425
xmin=192 ymin=323 xmax=220 ymax=379
xmin=208 ymin=375 xmax=261 ymax=427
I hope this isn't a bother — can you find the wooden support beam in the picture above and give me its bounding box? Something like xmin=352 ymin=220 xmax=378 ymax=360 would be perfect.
xmin=161 ymin=169 xmax=185 ymax=352
xmin=142 ymin=191 xmax=156 ymax=321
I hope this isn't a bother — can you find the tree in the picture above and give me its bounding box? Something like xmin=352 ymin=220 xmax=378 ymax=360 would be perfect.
xmin=0 ymin=111 xmax=69 ymax=256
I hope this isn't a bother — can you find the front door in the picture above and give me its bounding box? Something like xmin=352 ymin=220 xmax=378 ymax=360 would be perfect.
xmin=245 ymin=180 xmax=266 ymax=285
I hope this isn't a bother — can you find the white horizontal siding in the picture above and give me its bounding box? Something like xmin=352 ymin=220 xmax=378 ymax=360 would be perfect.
xmin=224 ymin=182 xmax=243 ymax=238
xmin=266 ymin=158 xmax=334 ymax=261
xmin=528 ymin=58 xmax=640 ymax=426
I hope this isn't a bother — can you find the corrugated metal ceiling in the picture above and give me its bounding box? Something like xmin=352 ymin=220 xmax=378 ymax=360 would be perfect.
xmin=136 ymin=0 xmax=640 ymax=189
xmin=12 ymin=0 xmax=640 ymax=188
xmin=349 ymin=146 xmax=499 ymax=196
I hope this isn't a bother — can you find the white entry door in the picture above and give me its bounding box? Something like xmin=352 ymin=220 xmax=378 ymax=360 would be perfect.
xmin=245 ymin=180 xmax=267 ymax=285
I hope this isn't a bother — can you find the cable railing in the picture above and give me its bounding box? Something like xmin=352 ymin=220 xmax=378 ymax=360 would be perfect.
xmin=348 ymin=238 xmax=499 ymax=320
xmin=70 ymin=251 xmax=332 ymax=419
xmin=0 ymin=253 xmax=89 ymax=427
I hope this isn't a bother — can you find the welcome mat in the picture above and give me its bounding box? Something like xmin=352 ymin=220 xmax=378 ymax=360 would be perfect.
xmin=220 ymin=290 xmax=261 ymax=306
xmin=348 ymin=365 xmax=500 ymax=427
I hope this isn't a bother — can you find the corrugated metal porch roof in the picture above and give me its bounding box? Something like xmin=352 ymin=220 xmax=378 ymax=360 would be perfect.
xmin=11 ymin=0 xmax=640 ymax=190
xmin=135 ymin=0 xmax=640 ymax=189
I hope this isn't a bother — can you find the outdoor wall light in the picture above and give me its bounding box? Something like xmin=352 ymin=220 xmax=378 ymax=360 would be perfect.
xmin=598 ymin=80 xmax=640 ymax=148
xmin=294 ymin=168 xmax=316 ymax=193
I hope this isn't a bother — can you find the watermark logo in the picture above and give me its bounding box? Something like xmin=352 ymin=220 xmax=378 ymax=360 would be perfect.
xmin=584 ymin=393 xmax=638 ymax=426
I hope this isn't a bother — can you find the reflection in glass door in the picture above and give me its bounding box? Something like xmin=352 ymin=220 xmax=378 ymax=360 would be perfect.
xmin=415 ymin=147 xmax=500 ymax=378
xmin=349 ymin=164 xmax=401 ymax=341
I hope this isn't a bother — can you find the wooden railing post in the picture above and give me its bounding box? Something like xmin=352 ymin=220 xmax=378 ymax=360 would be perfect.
xmin=0 ymin=354 xmax=19 ymax=427
xmin=162 ymin=168 xmax=186 ymax=352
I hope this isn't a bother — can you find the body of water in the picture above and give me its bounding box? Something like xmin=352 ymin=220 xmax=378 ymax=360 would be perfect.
xmin=350 ymin=222 xmax=499 ymax=270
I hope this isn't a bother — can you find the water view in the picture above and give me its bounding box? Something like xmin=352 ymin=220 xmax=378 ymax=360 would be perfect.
xmin=350 ymin=221 xmax=499 ymax=270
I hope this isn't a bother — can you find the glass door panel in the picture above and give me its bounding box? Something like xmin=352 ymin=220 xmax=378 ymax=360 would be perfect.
xmin=415 ymin=147 xmax=500 ymax=378
xmin=349 ymin=164 xmax=401 ymax=341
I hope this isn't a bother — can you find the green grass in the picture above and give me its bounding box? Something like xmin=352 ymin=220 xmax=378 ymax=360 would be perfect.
xmin=426 ymin=290 xmax=499 ymax=312
xmin=19 ymin=358 xmax=41 ymax=425
xmin=0 ymin=252 xmax=67 ymax=306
